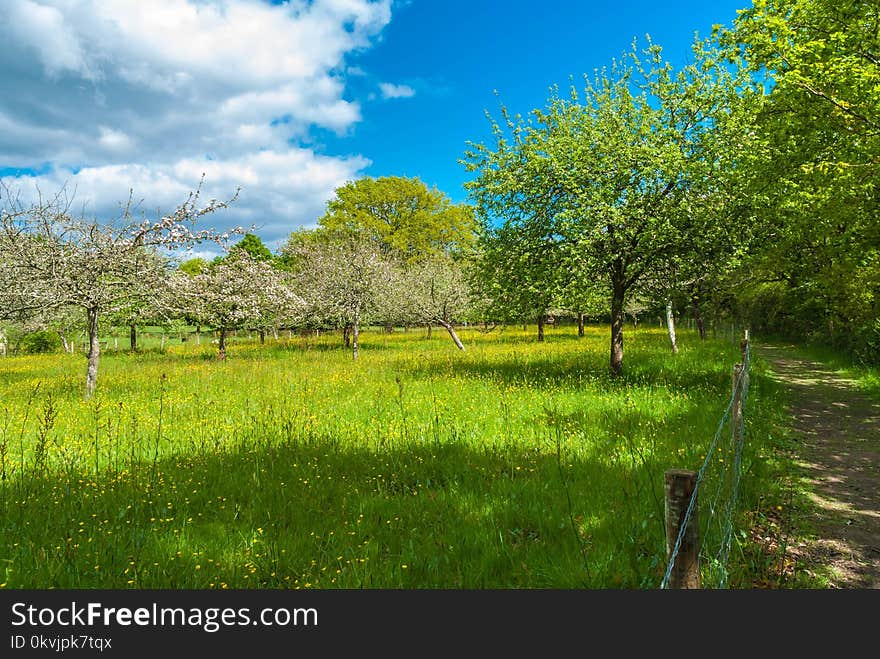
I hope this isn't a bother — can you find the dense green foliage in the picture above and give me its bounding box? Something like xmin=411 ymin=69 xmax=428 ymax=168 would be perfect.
xmin=724 ymin=0 xmax=880 ymax=363
xmin=228 ymin=233 xmax=273 ymax=262
xmin=317 ymin=176 xmax=478 ymax=262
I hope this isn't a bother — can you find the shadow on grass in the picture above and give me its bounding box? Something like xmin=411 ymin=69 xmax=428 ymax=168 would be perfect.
xmin=2 ymin=433 xmax=675 ymax=590
xmin=398 ymin=346 xmax=741 ymax=395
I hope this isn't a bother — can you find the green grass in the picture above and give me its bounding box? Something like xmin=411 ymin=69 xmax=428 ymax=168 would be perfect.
xmin=0 ymin=325 xmax=809 ymax=588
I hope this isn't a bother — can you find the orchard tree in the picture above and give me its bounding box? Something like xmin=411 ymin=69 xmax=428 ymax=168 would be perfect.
xmin=465 ymin=39 xmax=760 ymax=374
xmin=475 ymin=218 xmax=563 ymax=341
xmin=400 ymin=253 xmax=472 ymax=350
xmin=179 ymin=252 xmax=301 ymax=359
xmin=282 ymin=231 xmax=396 ymax=360
xmin=0 ymin=183 xmax=238 ymax=395
xmin=558 ymin=241 xmax=609 ymax=336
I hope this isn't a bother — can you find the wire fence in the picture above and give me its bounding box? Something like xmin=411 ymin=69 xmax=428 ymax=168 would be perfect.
xmin=661 ymin=337 xmax=750 ymax=589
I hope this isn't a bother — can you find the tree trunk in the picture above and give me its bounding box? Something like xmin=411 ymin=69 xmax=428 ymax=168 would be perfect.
xmin=218 ymin=328 xmax=227 ymax=360
xmin=610 ymin=281 xmax=625 ymax=377
xmin=129 ymin=324 xmax=137 ymax=351
xmin=352 ymin=322 xmax=359 ymax=360
xmin=259 ymin=329 xmax=266 ymax=344
xmin=58 ymin=332 xmax=71 ymax=354
xmin=384 ymin=325 xmax=394 ymax=333
xmin=666 ymin=300 xmax=679 ymax=355
xmin=691 ymin=298 xmax=706 ymax=340
xmin=522 ymin=322 xmax=527 ymax=332
xmin=426 ymin=324 xmax=432 ymax=339
xmin=537 ymin=315 xmax=545 ymax=342
xmin=196 ymin=329 xmax=200 ymax=345
xmin=86 ymin=306 xmax=100 ymax=397
xmin=438 ymin=319 xmax=465 ymax=351
xmin=272 ymin=327 xmax=278 ymax=340
xmin=160 ymin=333 xmax=166 ymax=350
xmin=577 ymin=312 xmax=585 ymax=337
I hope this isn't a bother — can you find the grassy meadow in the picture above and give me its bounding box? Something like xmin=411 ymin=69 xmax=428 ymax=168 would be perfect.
xmin=0 ymin=324 xmax=803 ymax=588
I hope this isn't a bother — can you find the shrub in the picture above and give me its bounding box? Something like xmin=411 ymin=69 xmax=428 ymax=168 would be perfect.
xmin=21 ymin=330 xmax=62 ymax=354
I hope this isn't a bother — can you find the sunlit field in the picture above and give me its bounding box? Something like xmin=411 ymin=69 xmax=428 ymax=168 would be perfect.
xmin=0 ymin=325 xmax=795 ymax=588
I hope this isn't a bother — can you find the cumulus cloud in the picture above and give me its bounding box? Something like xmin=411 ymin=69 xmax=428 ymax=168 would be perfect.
xmin=379 ymin=82 xmax=416 ymax=99
xmin=0 ymin=0 xmax=392 ymax=241
xmin=1 ymin=149 xmax=370 ymax=249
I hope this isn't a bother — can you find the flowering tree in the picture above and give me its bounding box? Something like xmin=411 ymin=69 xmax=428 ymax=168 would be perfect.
xmin=283 ymin=232 xmax=397 ymax=360
xmin=399 ymin=254 xmax=472 ymax=350
xmin=0 ymin=183 xmax=238 ymax=395
xmin=178 ymin=252 xmax=303 ymax=359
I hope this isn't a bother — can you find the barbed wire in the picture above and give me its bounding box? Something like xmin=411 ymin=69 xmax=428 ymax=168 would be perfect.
xmin=661 ymin=341 xmax=750 ymax=589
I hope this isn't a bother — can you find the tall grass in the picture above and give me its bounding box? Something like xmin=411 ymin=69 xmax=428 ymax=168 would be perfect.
xmin=0 ymin=325 xmax=804 ymax=588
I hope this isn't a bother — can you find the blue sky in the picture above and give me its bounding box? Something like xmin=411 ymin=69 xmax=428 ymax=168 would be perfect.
xmin=0 ymin=0 xmax=750 ymax=251
xmin=331 ymin=0 xmax=751 ymax=204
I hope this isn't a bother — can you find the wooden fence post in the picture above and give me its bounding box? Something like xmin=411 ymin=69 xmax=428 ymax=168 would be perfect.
xmin=664 ymin=469 xmax=700 ymax=588
xmin=732 ymin=363 xmax=744 ymax=445
xmin=732 ymin=330 xmax=749 ymax=446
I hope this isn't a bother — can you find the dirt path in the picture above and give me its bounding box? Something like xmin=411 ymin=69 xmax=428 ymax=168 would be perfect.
xmin=758 ymin=344 xmax=880 ymax=588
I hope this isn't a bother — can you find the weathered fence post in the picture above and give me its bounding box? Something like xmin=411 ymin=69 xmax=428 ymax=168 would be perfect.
xmin=664 ymin=469 xmax=700 ymax=588
xmin=732 ymin=329 xmax=750 ymax=445
xmin=732 ymin=363 xmax=744 ymax=445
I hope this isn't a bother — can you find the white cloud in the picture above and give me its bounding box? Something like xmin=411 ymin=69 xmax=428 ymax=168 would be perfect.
xmin=379 ymin=82 xmax=416 ymax=99
xmin=0 ymin=0 xmax=392 ymax=237
xmin=4 ymin=0 xmax=97 ymax=79
xmin=1 ymin=149 xmax=370 ymax=248
xmin=97 ymin=127 xmax=134 ymax=153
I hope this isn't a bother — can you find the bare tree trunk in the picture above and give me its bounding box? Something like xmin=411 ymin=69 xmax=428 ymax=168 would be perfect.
xmin=129 ymin=324 xmax=137 ymax=351
xmin=343 ymin=324 xmax=351 ymax=349
xmin=426 ymin=324 xmax=432 ymax=338
xmin=272 ymin=327 xmax=278 ymax=340
xmin=384 ymin=324 xmax=393 ymax=333
xmin=113 ymin=336 xmax=118 ymax=351
xmin=58 ymin=331 xmax=71 ymax=354
xmin=537 ymin=315 xmax=545 ymax=342
xmin=352 ymin=322 xmax=359 ymax=360
xmin=666 ymin=300 xmax=679 ymax=354
xmin=438 ymin=319 xmax=465 ymax=351
xmin=522 ymin=321 xmax=527 ymax=332
xmin=195 ymin=328 xmax=200 ymax=345
xmin=86 ymin=306 xmax=100 ymax=397
xmin=610 ymin=279 xmax=625 ymax=377
xmin=691 ymin=298 xmax=706 ymax=340
xmin=259 ymin=329 xmax=265 ymax=344
xmin=160 ymin=332 xmax=166 ymax=350
xmin=577 ymin=312 xmax=585 ymax=337
xmin=218 ymin=328 xmax=227 ymax=360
